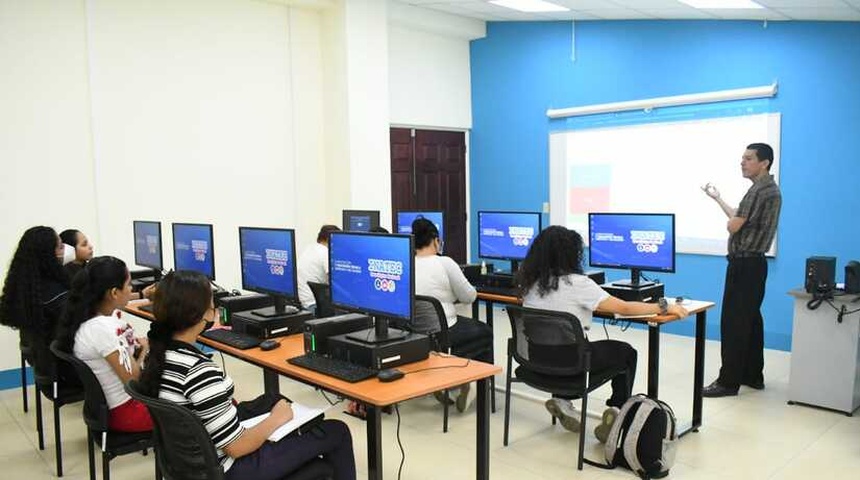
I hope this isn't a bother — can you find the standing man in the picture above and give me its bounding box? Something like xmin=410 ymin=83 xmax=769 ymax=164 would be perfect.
xmin=701 ymin=143 xmax=782 ymax=398
xmin=297 ymin=225 xmax=341 ymax=313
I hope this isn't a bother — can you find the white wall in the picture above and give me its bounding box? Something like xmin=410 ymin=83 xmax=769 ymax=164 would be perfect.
xmin=0 ymin=0 xmax=328 ymax=371
xmin=0 ymin=0 xmax=481 ymax=374
xmin=388 ymin=26 xmax=475 ymax=129
xmin=343 ymin=0 xmax=392 ymax=224
xmin=0 ymin=0 xmax=98 ymax=370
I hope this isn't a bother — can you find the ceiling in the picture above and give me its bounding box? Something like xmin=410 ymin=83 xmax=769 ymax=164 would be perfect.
xmin=393 ymin=0 xmax=860 ymax=22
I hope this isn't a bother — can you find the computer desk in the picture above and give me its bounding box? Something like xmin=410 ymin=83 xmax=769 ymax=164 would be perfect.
xmin=472 ymin=288 xmax=714 ymax=437
xmin=124 ymin=300 xmax=501 ymax=480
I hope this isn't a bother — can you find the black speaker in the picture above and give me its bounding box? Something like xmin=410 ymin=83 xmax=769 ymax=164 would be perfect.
xmin=805 ymin=256 xmax=836 ymax=294
xmin=845 ymin=261 xmax=860 ymax=294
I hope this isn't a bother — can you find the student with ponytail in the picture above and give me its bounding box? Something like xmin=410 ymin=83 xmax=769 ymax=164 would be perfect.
xmin=139 ymin=270 xmax=356 ymax=480
xmin=56 ymin=256 xmax=153 ymax=432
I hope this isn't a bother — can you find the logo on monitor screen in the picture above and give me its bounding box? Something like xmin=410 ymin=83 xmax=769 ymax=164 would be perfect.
xmin=630 ymin=230 xmax=665 ymax=254
xmin=374 ymin=278 xmax=397 ymax=292
xmin=191 ymin=240 xmax=208 ymax=262
xmin=265 ymin=248 xmax=289 ymax=276
xmin=368 ymin=258 xmax=403 ymax=293
xmin=146 ymin=235 xmax=159 ymax=254
xmin=508 ymin=226 xmax=535 ymax=247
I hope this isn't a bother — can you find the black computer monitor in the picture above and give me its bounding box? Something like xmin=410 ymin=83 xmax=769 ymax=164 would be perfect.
xmin=239 ymin=227 xmax=298 ymax=317
xmin=342 ymin=210 xmax=380 ymax=232
xmin=477 ymin=211 xmax=542 ymax=272
xmin=395 ymin=211 xmax=444 ymax=246
xmin=588 ymin=212 xmax=676 ymax=288
xmin=172 ymin=223 xmax=215 ymax=280
xmin=133 ymin=221 xmax=163 ymax=271
xmin=329 ymin=232 xmax=413 ymax=343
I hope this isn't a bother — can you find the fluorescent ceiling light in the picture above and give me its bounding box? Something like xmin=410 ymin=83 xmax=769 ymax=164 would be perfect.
xmin=489 ymin=0 xmax=569 ymax=13
xmin=677 ymin=0 xmax=764 ymax=8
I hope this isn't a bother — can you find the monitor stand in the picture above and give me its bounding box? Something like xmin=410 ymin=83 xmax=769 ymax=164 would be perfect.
xmin=346 ymin=317 xmax=408 ymax=344
xmin=611 ymin=268 xmax=655 ymax=289
xmin=251 ymin=296 xmax=299 ymax=318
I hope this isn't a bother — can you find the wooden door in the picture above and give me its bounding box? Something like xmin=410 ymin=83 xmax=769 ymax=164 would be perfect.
xmin=390 ymin=128 xmax=468 ymax=264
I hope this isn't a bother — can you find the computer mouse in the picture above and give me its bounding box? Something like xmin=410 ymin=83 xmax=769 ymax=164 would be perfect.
xmin=259 ymin=339 xmax=281 ymax=351
xmin=377 ymin=368 xmax=404 ymax=383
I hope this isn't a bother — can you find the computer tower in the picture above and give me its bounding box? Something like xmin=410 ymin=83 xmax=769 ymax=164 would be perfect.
xmin=602 ymin=282 xmax=665 ymax=303
xmin=327 ymin=330 xmax=431 ymax=370
xmin=231 ymin=310 xmax=314 ymax=339
xmin=805 ymin=256 xmax=836 ymax=294
xmin=216 ymin=293 xmax=275 ymax=325
xmin=303 ymin=313 xmax=373 ymax=354
xmin=844 ymin=261 xmax=860 ymax=294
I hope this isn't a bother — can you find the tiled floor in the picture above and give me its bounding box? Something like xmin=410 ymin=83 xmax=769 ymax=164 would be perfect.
xmin=2 ymin=306 xmax=858 ymax=479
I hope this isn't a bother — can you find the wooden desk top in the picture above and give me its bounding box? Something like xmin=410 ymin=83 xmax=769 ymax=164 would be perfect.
xmin=123 ymin=300 xmax=501 ymax=407
xmin=475 ymin=291 xmax=714 ymax=325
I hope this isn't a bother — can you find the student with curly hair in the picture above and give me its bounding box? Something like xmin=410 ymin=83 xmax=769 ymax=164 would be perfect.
xmin=517 ymin=226 xmax=688 ymax=441
xmin=55 ymin=256 xmax=152 ymax=432
xmin=139 ymin=270 xmax=355 ymax=480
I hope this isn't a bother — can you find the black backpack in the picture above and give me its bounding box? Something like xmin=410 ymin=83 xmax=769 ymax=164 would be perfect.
xmin=590 ymin=394 xmax=677 ymax=479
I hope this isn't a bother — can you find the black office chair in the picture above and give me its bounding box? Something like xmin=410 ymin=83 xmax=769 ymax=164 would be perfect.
xmin=503 ymin=305 xmax=625 ymax=471
xmin=26 ymin=331 xmax=85 ymax=477
xmin=403 ymin=295 xmax=495 ymax=433
xmin=50 ymin=341 xmax=159 ymax=480
xmin=307 ymin=282 xmax=341 ymax=319
xmin=124 ymin=381 xmax=334 ymax=480
xmin=20 ymin=331 xmax=32 ymax=413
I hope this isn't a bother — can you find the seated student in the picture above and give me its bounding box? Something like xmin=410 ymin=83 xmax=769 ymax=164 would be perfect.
xmin=517 ymin=226 xmax=688 ymax=440
xmin=0 ymin=226 xmax=80 ymax=386
xmin=56 ymin=256 xmax=153 ymax=432
xmin=297 ymin=225 xmax=341 ymax=312
xmin=60 ymin=229 xmax=94 ymax=281
xmin=139 ymin=270 xmax=355 ymax=480
xmin=412 ymin=218 xmax=494 ymax=412
xmin=369 ymin=226 xmax=389 ymax=234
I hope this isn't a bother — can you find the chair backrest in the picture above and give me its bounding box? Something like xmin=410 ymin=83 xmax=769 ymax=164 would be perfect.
xmin=406 ymin=295 xmax=450 ymax=352
xmin=307 ymin=282 xmax=336 ymax=319
xmin=505 ymin=305 xmax=590 ymax=376
xmin=125 ymin=380 xmax=225 ymax=480
xmin=49 ymin=341 xmax=110 ymax=433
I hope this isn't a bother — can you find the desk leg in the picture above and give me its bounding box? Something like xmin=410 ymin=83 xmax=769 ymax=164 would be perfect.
xmin=263 ymin=369 xmax=280 ymax=395
xmin=486 ymin=301 xmax=494 ymax=328
xmin=476 ymin=378 xmax=490 ymax=480
xmin=472 ymin=300 xmax=479 ymax=320
xmin=648 ymin=324 xmax=660 ymax=399
xmin=692 ymin=311 xmax=706 ymax=433
xmin=367 ymin=406 xmax=383 ymax=480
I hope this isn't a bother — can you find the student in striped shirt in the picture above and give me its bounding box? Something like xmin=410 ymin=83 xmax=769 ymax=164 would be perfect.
xmin=139 ymin=271 xmax=355 ymax=480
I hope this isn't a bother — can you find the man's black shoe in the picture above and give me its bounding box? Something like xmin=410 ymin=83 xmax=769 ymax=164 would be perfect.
xmin=702 ymin=381 xmax=738 ymax=398
xmin=744 ymin=381 xmax=765 ymax=390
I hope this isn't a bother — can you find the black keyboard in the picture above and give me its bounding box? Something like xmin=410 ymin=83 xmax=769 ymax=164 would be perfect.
xmin=288 ymin=353 xmax=376 ymax=383
xmin=139 ymin=303 xmax=154 ymax=314
xmin=199 ymin=329 xmax=261 ymax=350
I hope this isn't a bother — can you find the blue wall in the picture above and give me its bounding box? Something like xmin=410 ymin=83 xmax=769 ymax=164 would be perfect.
xmin=470 ymin=21 xmax=860 ymax=351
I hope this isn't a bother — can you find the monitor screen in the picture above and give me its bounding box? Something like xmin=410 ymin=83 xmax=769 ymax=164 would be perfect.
xmin=133 ymin=221 xmax=163 ymax=270
xmin=329 ymin=232 xmax=413 ymax=320
xmin=477 ymin=211 xmax=542 ymax=261
xmin=395 ymin=211 xmax=444 ymax=243
xmin=172 ymin=223 xmax=215 ymax=280
xmin=588 ymin=213 xmax=676 ymax=273
xmin=342 ymin=210 xmax=380 ymax=232
xmin=239 ymin=227 xmax=297 ymax=301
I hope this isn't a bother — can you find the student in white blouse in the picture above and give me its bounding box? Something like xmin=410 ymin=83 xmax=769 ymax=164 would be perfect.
xmin=413 ymin=218 xmax=493 ymax=412
xmin=517 ymin=226 xmax=688 ymax=441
